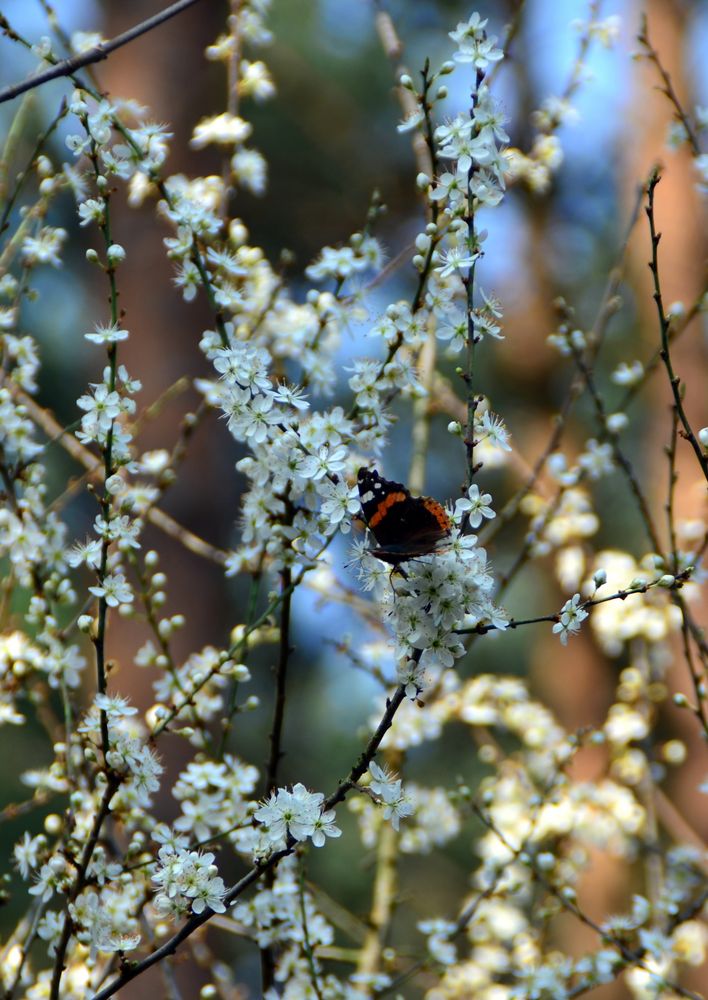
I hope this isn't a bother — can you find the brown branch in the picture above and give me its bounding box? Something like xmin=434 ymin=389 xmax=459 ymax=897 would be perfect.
xmin=0 ymin=0 xmax=205 ymax=105
xmin=91 ymin=683 xmax=409 ymax=1000
xmin=637 ymin=15 xmax=701 ymax=156
xmin=646 ymin=170 xmax=708 ymax=484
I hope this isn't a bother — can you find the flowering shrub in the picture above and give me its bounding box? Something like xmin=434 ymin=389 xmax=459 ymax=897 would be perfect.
xmin=0 ymin=3 xmax=706 ymax=999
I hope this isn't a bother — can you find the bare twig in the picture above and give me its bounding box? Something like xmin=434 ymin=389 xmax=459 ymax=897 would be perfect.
xmin=637 ymin=15 xmax=701 ymax=155
xmin=0 ymin=0 xmax=205 ymax=105
xmin=646 ymin=170 xmax=708 ymax=484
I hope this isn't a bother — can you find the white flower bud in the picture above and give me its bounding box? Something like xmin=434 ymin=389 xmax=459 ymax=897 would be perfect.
xmin=415 ymin=233 xmax=431 ymax=252
xmin=228 ymin=219 xmax=248 ymax=246
xmin=662 ymin=740 xmax=686 ymax=765
xmin=85 ymin=248 xmax=100 ymax=264
xmin=416 ymin=172 xmax=431 ymax=189
xmin=399 ymin=73 xmax=414 ymax=89
xmin=77 ymin=614 xmax=93 ymax=633
xmin=570 ymin=328 xmax=585 ymax=349
xmin=606 ymin=412 xmax=628 ymax=433
xmin=593 ymin=568 xmax=607 ymax=587
xmin=45 ymin=816 xmax=63 ymax=836
xmin=105 ymin=473 xmax=123 ymax=494
xmin=35 ymin=155 xmax=53 ymax=178
xmin=106 ymin=243 xmax=126 ymax=264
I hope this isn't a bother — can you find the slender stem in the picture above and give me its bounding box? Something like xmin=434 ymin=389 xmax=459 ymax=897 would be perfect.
xmin=265 ymin=568 xmax=293 ymax=794
xmin=0 ymin=99 xmax=67 ymax=236
xmin=298 ymin=857 xmax=325 ymax=1000
xmin=567 ymin=337 xmax=663 ymax=554
xmin=5 ymin=901 xmax=46 ymax=1000
xmin=637 ymin=16 xmax=701 ymax=155
xmin=91 ymin=683 xmax=410 ymax=1000
xmin=0 ymin=0 xmax=206 ymax=105
xmin=456 ymin=570 xmax=694 ymax=636
xmin=665 ymin=407 xmax=679 ymax=573
xmin=49 ymin=774 xmax=120 ymax=1000
xmin=259 ymin=566 xmax=293 ymax=994
xmin=217 ymin=567 xmax=263 ymax=759
xmin=646 ymin=171 xmax=708 ymax=484
xmin=462 ymin=67 xmax=485 ymax=489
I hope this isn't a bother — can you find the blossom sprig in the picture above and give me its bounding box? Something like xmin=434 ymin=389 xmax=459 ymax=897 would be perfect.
xmin=152 ymin=844 xmax=227 ymax=916
xmin=454 ymin=483 xmax=496 ymax=528
xmin=506 ymin=12 xmax=622 ymax=193
xmin=552 ymin=592 xmax=589 ymax=645
xmin=452 ymin=565 xmax=694 ymax=642
xmin=365 ymin=761 xmax=414 ymax=831
xmin=254 ymin=783 xmax=341 ymax=852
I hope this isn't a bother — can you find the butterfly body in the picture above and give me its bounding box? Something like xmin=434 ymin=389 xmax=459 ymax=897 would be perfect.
xmin=357 ymin=467 xmax=451 ymax=566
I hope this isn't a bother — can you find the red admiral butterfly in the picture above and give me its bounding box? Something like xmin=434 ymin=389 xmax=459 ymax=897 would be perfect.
xmin=357 ymin=467 xmax=452 ymax=566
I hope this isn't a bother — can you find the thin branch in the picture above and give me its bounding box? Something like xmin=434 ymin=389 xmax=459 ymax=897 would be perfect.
xmin=264 ymin=569 xmax=293 ymax=795
xmin=637 ymin=15 xmax=701 ymax=155
xmin=456 ymin=570 xmax=694 ymax=636
xmin=0 ymin=0 xmax=205 ymax=105
xmin=50 ymin=774 xmax=120 ymax=1000
xmin=646 ymin=170 xmax=708 ymax=484
xmin=481 ymin=173 xmax=647 ymax=550
xmin=91 ymin=683 xmax=409 ymax=1000
xmin=462 ymin=66 xmax=486 ymax=491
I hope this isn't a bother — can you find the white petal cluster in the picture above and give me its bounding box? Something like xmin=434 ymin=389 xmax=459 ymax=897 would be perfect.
xmin=254 ymin=782 xmax=341 ymax=852
xmin=152 ymin=845 xmax=227 ymax=916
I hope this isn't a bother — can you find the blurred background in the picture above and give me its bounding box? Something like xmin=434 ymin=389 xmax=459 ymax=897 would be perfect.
xmin=0 ymin=0 xmax=706 ymax=996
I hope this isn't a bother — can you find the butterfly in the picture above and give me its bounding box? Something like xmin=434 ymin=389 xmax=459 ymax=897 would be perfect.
xmin=357 ymin=467 xmax=452 ymax=566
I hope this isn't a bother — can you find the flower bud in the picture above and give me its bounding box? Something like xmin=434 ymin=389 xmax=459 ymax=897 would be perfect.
xmin=106 ymin=243 xmax=126 ymax=265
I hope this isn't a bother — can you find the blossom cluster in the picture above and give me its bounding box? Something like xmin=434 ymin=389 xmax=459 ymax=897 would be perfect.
xmin=0 ymin=3 xmax=705 ymax=1000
